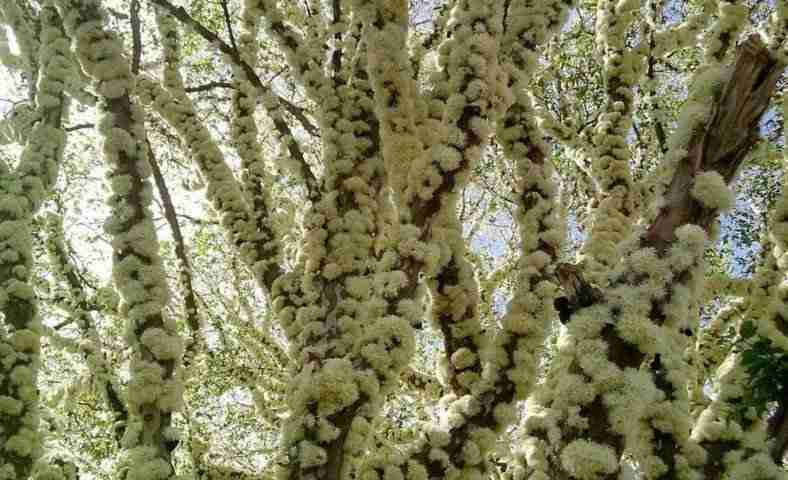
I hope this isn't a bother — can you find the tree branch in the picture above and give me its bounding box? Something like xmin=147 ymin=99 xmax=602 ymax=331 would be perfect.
xmin=130 ymin=0 xmax=141 ymax=74
xmin=329 ymin=0 xmax=341 ymax=81
xmin=220 ymin=0 xmax=238 ymax=53
xmin=65 ymin=122 xmax=94 ymax=132
xmin=184 ymin=81 xmax=233 ymax=93
xmin=146 ymin=139 xmax=202 ymax=365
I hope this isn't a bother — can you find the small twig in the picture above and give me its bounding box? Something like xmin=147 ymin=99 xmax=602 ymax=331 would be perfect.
xmin=184 ymin=81 xmax=234 ymax=93
xmin=106 ymin=7 xmax=129 ymax=20
xmin=130 ymin=0 xmax=142 ymax=75
xmin=176 ymin=212 xmax=219 ymax=226
xmin=220 ymin=0 xmax=238 ymax=53
xmin=65 ymin=123 xmax=94 ymax=132
xmin=646 ymin=19 xmax=668 ymax=155
xmin=53 ymin=317 xmax=74 ymax=330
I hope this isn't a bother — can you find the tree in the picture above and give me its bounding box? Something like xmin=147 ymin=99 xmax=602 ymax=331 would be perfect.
xmin=0 ymin=0 xmax=786 ymax=479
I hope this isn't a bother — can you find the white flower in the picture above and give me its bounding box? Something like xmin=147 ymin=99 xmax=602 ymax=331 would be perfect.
xmin=691 ymin=170 xmax=734 ymax=211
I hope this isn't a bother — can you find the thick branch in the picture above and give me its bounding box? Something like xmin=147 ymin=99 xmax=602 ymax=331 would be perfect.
xmin=0 ymin=5 xmax=68 ymax=478
xmin=645 ymin=35 xmax=783 ymax=251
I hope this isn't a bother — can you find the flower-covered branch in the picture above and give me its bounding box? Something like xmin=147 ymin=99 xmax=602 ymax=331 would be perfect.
xmin=43 ymin=212 xmax=129 ymax=445
xmin=0 ymin=3 xmax=69 ymax=478
xmin=691 ymin=198 xmax=788 ymax=478
xmin=56 ymin=0 xmax=185 ymax=476
xmin=221 ymin=2 xmax=290 ymax=260
xmin=577 ymin=0 xmax=645 ymax=283
xmin=270 ymin=16 xmax=410 ymax=480
xmin=690 ymin=84 xmax=788 ymax=476
xmin=768 ymin=0 xmax=788 ymax=54
xmin=401 ymin=0 xmax=510 ymax=397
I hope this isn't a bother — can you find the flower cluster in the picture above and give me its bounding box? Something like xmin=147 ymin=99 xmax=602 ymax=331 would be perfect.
xmin=503 ymin=0 xmax=573 ymax=75
xmin=652 ymin=13 xmax=708 ymax=57
xmin=691 ymin=170 xmax=734 ymax=211
xmin=704 ymin=1 xmax=750 ymax=63
xmin=0 ymin=1 xmax=38 ymax=74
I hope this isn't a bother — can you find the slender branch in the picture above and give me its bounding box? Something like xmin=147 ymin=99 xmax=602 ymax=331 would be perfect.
xmin=768 ymin=403 xmax=788 ymax=463
xmin=65 ymin=122 xmax=94 ymax=132
xmin=184 ymin=81 xmax=233 ymax=93
xmin=646 ymin=19 xmax=668 ymax=155
xmin=52 ymin=317 xmax=74 ymax=330
xmin=130 ymin=0 xmax=141 ymax=74
xmin=146 ymin=139 xmax=202 ymax=364
xmin=220 ymin=0 xmax=238 ymax=53
xmin=106 ymin=6 xmax=128 ymax=20
xmin=175 ymin=212 xmax=219 ymax=226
